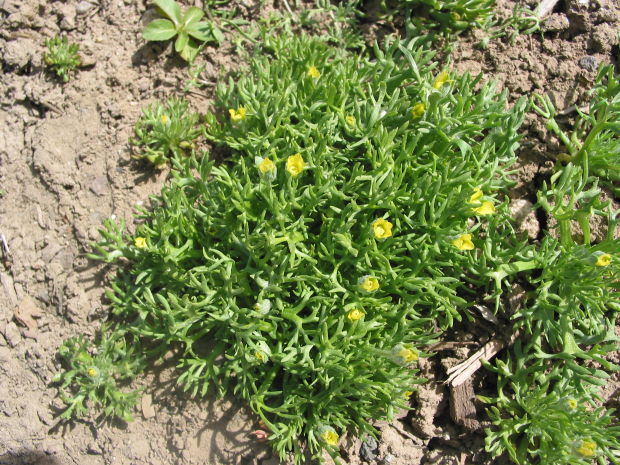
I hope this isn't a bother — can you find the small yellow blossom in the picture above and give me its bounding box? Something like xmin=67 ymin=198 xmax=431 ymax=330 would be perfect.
xmin=287 ymin=153 xmax=305 ymax=177
xmin=412 ymin=103 xmax=425 ymax=119
xmin=398 ymin=348 xmax=419 ymax=364
xmin=472 ymin=201 xmax=496 ymax=215
xmin=452 ymin=234 xmax=474 ymax=251
xmin=208 ymin=227 xmax=218 ymax=235
xmin=307 ymin=66 xmax=320 ymax=79
xmin=87 ymin=367 xmax=98 ymax=377
xmin=346 ymin=115 xmax=355 ymax=126
xmin=322 ymin=430 xmax=339 ymax=446
xmin=433 ymin=69 xmax=450 ymax=90
xmin=594 ymin=253 xmax=612 ymax=267
xmin=255 ymin=351 xmax=265 ymax=362
xmin=373 ymin=218 xmax=393 ymax=240
xmin=469 ymin=187 xmax=483 ymax=203
xmin=161 ymin=114 xmax=170 ymax=125
xmin=259 ymin=157 xmax=276 ymax=174
xmin=403 ymin=391 xmax=413 ymax=398
xmin=229 ymin=108 xmax=246 ymax=122
xmin=346 ymin=309 xmax=364 ymax=322
xmin=567 ymin=398 xmax=577 ymax=409
xmin=360 ymin=276 xmax=379 ymax=293
xmin=574 ymin=439 xmax=597 ymax=458
xmin=135 ymin=237 xmax=147 ymax=248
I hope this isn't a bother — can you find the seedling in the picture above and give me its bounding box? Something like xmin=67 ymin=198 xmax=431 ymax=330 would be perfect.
xmin=129 ymin=96 xmax=202 ymax=168
xmin=44 ymin=36 xmax=81 ymax=82
xmin=142 ymin=0 xmax=223 ymax=61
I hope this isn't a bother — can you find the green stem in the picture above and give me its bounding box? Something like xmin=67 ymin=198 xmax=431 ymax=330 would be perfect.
xmin=572 ymin=120 xmax=608 ymax=166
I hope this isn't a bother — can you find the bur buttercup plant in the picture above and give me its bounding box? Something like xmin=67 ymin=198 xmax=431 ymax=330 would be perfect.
xmin=44 ymin=36 xmax=81 ymax=82
xmin=55 ymin=27 xmax=620 ymax=465
xmin=57 ymin=29 xmax=532 ymax=463
xmin=129 ymin=96 xmax=201 ymax=168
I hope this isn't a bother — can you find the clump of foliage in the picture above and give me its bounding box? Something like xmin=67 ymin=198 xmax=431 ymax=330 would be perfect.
xmin=478 ymin=68 xmax=620 ymax=463
xmin=129 ymin=96 xmax=201 ymax=168
xmin=54 ymin=27 xmax=620 ymax=465
xmin=53 ymin=329 xmax=145 ymax=422
xmin=534 ymin=64 xmax=620 ymax=192
xmin=143 ymin=0 xmax=223 ymax=61
xmin=402 ymin=0 xmax=496 ymax=33
xmin=57 ymin=30 xmax=531 ymax=463
xmin=44 ymin=36 xmax=81 ymax=82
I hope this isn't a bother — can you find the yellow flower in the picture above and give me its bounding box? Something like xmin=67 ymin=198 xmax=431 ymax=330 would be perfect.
xmin=359 ymin=276 xmax=379 ymax=293
xmin=287 ymin=153 xmax=305 ymax=177
xmin=307 ymin=66 xmax=320 ymax=78
xmin=161 ymin=114 xmax=170 ymax=125
xmin=255 ymin=351 xmax=265 ymax=362
xmin=574 ymin=439 xmax=597 ymax=458
xmin=472 ymin=201 xmax=496 ymax=215
xmin=594 ymin=253 xmax=612 ymax=267
xmin=346 ymin=115 xmax=355 ymax=126
xmin=229 ymin=108 xmax=246 ymax=122
xmin=322 ymin=430 xmax=339 ymax=446
xmin=398 ymin=348 xmax=419 ymax=364
xmin=87 ymin=367 xmax=98 ymax=377
xmin=469 ymin=187 xmax=483 ymax=203
xmin=433 ymin=69 xmax=449 ymax=90
xmin=412 ymin=103 xmax=425 ymax=119
xmin=403 ymin=391 xmax=413 ymax=398
xmin=346 ymin=308 xmax=364 ymax=322
xmin=135 ymin=237 xmax=147 ymax=248
xmin=259 ymin=157 xmax=276 ymax=174
xmin=372 ymin=218 xmax=393 ymax=240
xmin=452 ymin=234 xmax=474 ymax=251
xmin=567 ymin=398 xmax=577 ymax=409
xmin=208 ymin=227 xmax=218 ymax=235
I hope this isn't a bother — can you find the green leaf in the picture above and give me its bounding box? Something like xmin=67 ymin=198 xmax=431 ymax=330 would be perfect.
xmin=185 ymin=22 xmax=214 ymax=42
xmin=151 ymin=0 xmax=182 ymax=25
xmin=175 ymin=30 xmax=189 ymax=52
xmin=143 ymin=19 xmax=178 ymax=41
xmin=179 ymin=38 xmax=199 ymax=62
xmin=183 ymin=6 xmax=204 ymax=27
xmin=211 ymin=23 xmax=224 ymax=44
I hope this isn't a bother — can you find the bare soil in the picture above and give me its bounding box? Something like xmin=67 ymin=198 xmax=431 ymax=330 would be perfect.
xmin=0 ymin=0 xmax=619 ymax=464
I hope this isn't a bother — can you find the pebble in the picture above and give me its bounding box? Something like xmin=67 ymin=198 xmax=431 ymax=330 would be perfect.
xmin=360 ymin=435 xmax=379 ymax=462
xmin=578 ymin=55 xmax=598 ymax=72
xmin=76 ymin=1 xmax=93 ymax=15
xmin=3 ymin=322 xmax=22 ymax=347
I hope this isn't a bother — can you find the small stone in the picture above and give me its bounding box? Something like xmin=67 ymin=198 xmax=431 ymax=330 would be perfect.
xmin=76 ymin=1 xmax=93 ymax=15
xmin=59 ymin=6 xmax=77 ymax=30
xmin=360 ymin=435 xmax=378 ymax=462
xmin=87 ymin=442 xmax=103 ymax=455
xmin=142 ymin=394 xmax=156 ymax=419
xmin=541 ymin=13 xmax=570 ymax=32
xmin=90 ymin=176 xmax=110 ymax=196
xmin=14 ymin=296 xmax=43 ymax=330
xmin=41 ymin=242 xmax=63 ymax=263
xmin=508 ymin=199 xmax=533 ymax=225
xmin=3 ymin=321 xmax=22 ymax=347
xmin=579 ymin=55 xmax=598 ymax=72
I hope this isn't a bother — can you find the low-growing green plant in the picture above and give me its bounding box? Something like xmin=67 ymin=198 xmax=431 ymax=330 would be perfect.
xmin=44 ymin=36 xmax=81 ymax=82
xmin=534 ymin=64 xmax=620 ymax=193
xmin=54 ymin=27 xmax=620 ymax=465
xmin=482 ymin=339 xmax=620 ymax=464
xmin=143 ymin=0 xmax=223 ymax=61
xmin=53 ymin=328 xmax=145 ymax=422
xmin=129 ymin=96 xmax=201 ymax=168
xmin=57 ymin=30 xmax=532 ymax=463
